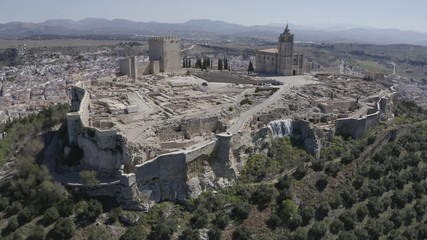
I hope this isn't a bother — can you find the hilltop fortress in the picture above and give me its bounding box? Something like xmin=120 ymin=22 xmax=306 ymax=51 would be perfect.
xmin=63 ymin=32 xmax=398 ymax=209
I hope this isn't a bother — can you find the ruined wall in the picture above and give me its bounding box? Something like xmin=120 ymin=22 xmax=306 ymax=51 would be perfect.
xmin=139 ymin=61 xmax=160 ymax=75
xmin=186 ymin=141 xmax=217 ymax=162
xmin=317 ymin=100 xmax=357 ymax=114
xmin=135 ymin=152 xmax=188 ymax=202
xmin=119 ymin=58 xmax=132 ymax=77
xmin=181 ymin=116 xmax=226 ymax=137
xmin=156 ymin=116 xmax=226 ymax=141
xmin=66 ymin=81 xmax=126 ymax=177
xmin=335 ymin=88 xmax=396 ymax=139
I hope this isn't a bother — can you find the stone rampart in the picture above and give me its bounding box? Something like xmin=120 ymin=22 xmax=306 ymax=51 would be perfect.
xmin=66 ymin=81 xmax=125 ymax=177
xmin=335 ymin=88 xmax=396 ymax=139
xmin=185 ymin=141 xmax=217 ymax=163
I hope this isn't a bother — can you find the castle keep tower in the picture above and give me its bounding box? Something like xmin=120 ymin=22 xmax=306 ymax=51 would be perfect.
xmin=149 ymin=36 xmax=181 ymax=73
xmin=277 ymin=24 xmax=294 ymax=76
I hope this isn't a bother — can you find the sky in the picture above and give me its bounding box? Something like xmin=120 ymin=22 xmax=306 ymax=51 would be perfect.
xmin=0 ymin=0 xmax=426 ymax=32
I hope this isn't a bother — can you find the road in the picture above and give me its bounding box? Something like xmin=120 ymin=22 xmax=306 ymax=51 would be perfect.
xmin=181 ymin=44 xmax=196 ymax=52
xmin=228 ymin=75 xmax=318 ymax=134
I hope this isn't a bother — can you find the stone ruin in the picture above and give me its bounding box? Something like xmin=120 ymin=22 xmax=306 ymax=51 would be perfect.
xmin=63 ymin=73 xmax=398 ymax=210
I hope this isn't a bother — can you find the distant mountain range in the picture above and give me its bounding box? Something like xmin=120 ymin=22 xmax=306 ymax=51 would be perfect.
xmin=1 ymin=18 xmax=427 ymax=46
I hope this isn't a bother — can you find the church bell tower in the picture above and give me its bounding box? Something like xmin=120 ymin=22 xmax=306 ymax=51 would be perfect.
xmin=277 ymin=24 xmax=294 ymax=76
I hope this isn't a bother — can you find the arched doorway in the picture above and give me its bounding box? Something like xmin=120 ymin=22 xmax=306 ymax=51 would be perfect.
xmin=293 ymin=70 xmax=296 ymax=75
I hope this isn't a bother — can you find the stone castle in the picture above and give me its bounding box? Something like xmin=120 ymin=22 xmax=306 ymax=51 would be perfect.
xmin=119 ymin=36 xmax=181 ymax=78
xmin=63 ymin=33 xmax=399 ymax=210
xmin=256 ymin=24 xmax=304 ymax=76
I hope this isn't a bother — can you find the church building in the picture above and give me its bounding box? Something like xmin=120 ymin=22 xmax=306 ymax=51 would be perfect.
xmin=256 ymin=24 xmax=304 ymax=76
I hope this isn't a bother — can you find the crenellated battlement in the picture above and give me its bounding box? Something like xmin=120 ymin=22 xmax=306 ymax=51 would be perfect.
xmin=148 ymin=36 xmax=181 ymax=41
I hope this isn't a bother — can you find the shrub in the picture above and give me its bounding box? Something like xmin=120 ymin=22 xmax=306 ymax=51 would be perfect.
xmin=299 ymin=203 xmax=314 ymax=225
xmin=276 ymin=188 xmax=293 ymax=203
xmin=9 ymin=201 xmax=22 ymax=215
xmin=239 ymin=98 xmax=252 ymax=105
xmin=120 ymin=225 xmax=146 ymax=240
xmin=179 ymin=228 xmax=200 ymax=240
xmin=315 ymin=176 xmax=328 ymax=192
xmin=190 ymin=207 xmax=209 ymax=229
xmin=287 ymin=215 xmax=303 ymax=231
xmin=207 ymin=228 xmax=222 ymax=240
xmin=17 ymin=207 xmax=33 ymax=225
xmin=52 ymin=218 xmax=76 ymax=239
xmin=80 ymin=170 xmax=100 ymax=186
xmin=7 ymin=215 xmax=19 ymax=231
xmin=214 ymin=212 xmax=230 ymax=229
xmin=329 ymin=218 xmax=344 ymax=234
xmin=357 ymin=185 xmax=371 ymax=202
xmin=0 ymin=197 xmax=10 ymax=211
xmin=328 ymin=193 xmax=342 ymax=209
xmin=42 ymin=207 xmax=60 ymax=225
xmin=149 ymin=218 xmax=177 ymax=240
xmin=293 ymin=227 xmax=307 ymax=240
xmin=80 ymin=199 xmax=103 ymax=222
xmin=325 ymin=162 xmax=341 ymax=177
xmin=293 ymin=165 xmax=308 ymax=180
xmin=339 ymin=211 xmax=356 ymax=230
xmin=311 ymin=160 xmax=325 ymax=172
xmin=315 ymin=202 xmax=329 ymax=220
xmin=57 ymin=198 xmax=75 ymax=217
xmin=232 ymin=226 xmax=251 ymax=240
xmin=355 ymin=204 xmax=368 ymax=222
xmin=251 ymin=185 xmax=275 ymax=207
xmin=404 ymin=208 xmax=416 ymax=226
xmin=367 ymin=197 xmax=384 ymax=217
xmin=266 ymin=214 xmax=281 ymax=230
xmin=307 ymin=222 xmax=327 ymax=240
xmin=340 ymin=187 xmax=356 ymax=208
xmin=414 ymin=200 xmax=427 ymax=221
xmin=354 ymin=228 xmax=369 ymax=240
xmin=365 ymin=219 xmax=383 ymax=240
xmin=277 ymin=199 xmax=297 ymax=220
xmin=28 ymin=224 xmax=45 ymax=240
xmin=337 ymin=231 xmax=357 ymax=240
xmin=391 ymin=190 xmax=407 ymax=209
xmin=108 ymin=207 xmax=123 ymax=223
xmin=274 ymin=174 xmax=292 ymax=190
xmin=352 ymin=175 xmax=365 ymax=190
xmin=368 ymin=163 xmax=384 ymax=180
xmin=231 ymin=202 xmax=250 ymax=222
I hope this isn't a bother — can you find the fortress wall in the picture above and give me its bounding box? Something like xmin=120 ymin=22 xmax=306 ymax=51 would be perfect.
xmin=181 ymin=116 xmax=225 ymax=136
xmin=135 ymin=152 xmax=187 ymax=182
xmin=185 ymin=141 xmax=217 ymax=163
xmin=334 ymin=88 xmax=397 ymax=139
xmin=66 ymin=81 xmax=124 ymax=177
xmin=318 ymin=100 xmax=356 ymax=114
xmin=156 ymin=116 xmax=225 ymax=141
xmin=335 ymin=117 xmax=368 ymax=139
xmin=66 ymin=113 xmax=82 ymax=144
xmin=134 ymin=152 xmax=188 ymax=202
